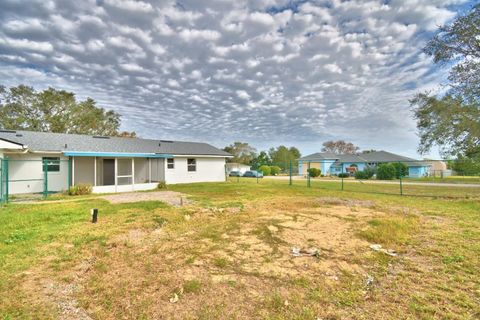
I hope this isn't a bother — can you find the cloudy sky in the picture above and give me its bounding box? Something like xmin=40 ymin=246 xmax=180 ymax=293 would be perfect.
xmin=0 ymin=0 xmax=474 ymax=158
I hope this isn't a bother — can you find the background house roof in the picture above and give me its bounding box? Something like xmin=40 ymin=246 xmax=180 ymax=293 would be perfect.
xmin=299 ymin=150 xmax=427 ymax=167
xmin=0 ymin=130 xmax=231 ymax=157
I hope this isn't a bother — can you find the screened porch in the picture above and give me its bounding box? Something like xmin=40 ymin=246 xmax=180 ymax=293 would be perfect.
xmin=67 ymin=153 xmax=169 ymax=193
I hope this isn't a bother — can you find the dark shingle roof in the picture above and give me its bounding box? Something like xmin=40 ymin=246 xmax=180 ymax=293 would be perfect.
xmin=0 ymin=130 xmax=231 ymax=156
xmin=299 ymin=150 xmax=427 ymax=167
xmin=297 ymin=152 xmax=338 ymax=161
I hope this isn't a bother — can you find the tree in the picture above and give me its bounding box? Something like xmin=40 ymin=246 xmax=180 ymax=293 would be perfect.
xmin=223 ymin=142 xmax=257 ymax=164
xmin=269 ymin=165 xmax=281 ymax=175
xmin=411 ymin=5 xmax=480 ymax=159
xmin=376 ymin=164 xmax=396 ymax=180
xmin=268 ymin=145 xmax=301 ymax=170
xmin=391 ymin=162 xmax=409 ymax=179
xmin=258 ymin=165 xmax=271 ymax=176
xmin=424 ymin=4 xmax=480 ymax=102
xmin=250 ymin=151 xmax=271 ymax=169
xmin=322 ymin=140 xmax=359 ymax=154
xmin=450 ymin=156 xmax=480 ymax=175
xmin=0 ymin=85 xmax=136 ymax=137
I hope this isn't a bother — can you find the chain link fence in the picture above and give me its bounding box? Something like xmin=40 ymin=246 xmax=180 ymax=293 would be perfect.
xmin=226 ymin=160 xmax=480 ymax=199
xmin=0 ymin=158 xmax=71 ymax=203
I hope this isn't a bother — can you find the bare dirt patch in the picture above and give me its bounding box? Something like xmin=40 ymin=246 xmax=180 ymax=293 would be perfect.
xmin=101 ymin=191 xmax=190 ymax=206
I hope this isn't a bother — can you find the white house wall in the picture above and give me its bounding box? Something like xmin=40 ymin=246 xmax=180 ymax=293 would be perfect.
xmin=165 ymin=157 xmax=226 ymax=184
xmin=6 ymin=153 xmax=69 ymax=194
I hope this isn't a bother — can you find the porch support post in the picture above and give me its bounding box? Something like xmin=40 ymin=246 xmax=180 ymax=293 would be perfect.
xmin=148 ymin=158 xmax=151 ymax=183
xmin=72 ymin=156 xmax=75 ymax=186
xmin=93 ymin=157 xmax=97 ymax=187
xmin=131 ymin=158 xmax=135 ymax=189
xmin=114 ymin=158 xmax=118 ymax=192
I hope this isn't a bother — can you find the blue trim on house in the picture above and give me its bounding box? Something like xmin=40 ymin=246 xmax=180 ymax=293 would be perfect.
xmin=63 ymin=152 xmax=174 ymax=158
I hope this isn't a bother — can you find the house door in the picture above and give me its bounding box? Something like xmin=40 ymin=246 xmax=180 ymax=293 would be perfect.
xmin=103 ymin=159 xmax=115 ymax=185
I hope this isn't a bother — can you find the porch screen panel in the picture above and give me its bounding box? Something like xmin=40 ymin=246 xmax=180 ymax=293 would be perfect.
xmin=117 ymin=159 xmax=132 ymax=176
xmin=117 ymin=158 xmax=133 ymax=185
xmin=134 ymin=158 xmax=149 ymax=184
xmin=150 ymin=158 xmax=165 ymax=182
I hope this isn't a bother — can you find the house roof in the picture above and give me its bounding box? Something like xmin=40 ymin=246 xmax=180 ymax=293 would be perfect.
xmin=0 ymin=130 xmax=231 ymax=157
xmin=299 ymin=150 xmax=427 ymax=167
xmin=297 ymin=152 xmax=338 ymax=161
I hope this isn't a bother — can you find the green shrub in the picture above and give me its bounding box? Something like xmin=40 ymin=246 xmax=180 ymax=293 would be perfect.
xmin=68 ymin=183 xmax=92 ymax=196
xmin=392 ymin=162 xmax=409 ymax=178
xmin=270 ymin=165 xmax=281 ymax=176
xmin=157 ymin=181 xmax=167 ymax=189
xmin=377 ymin=164 xmax=396 ymax=180
xmin=307 ymin=168 xmax=321 ymax=177
xmin=338 ymin=173 xmax=349 ymax=178
xmin=258 ymin=165 xmax=271 ymax=176
xmin=354 ymin=171 xmax=369 ymax=179
xmin=364 ymin=166 xmax=376 ymax=178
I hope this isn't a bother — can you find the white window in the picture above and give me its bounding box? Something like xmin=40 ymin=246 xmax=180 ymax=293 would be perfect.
xmin=187 ymin=158 xmax=196 ymax=172
xmin=167 ymin=158 xmax=174 ymax=169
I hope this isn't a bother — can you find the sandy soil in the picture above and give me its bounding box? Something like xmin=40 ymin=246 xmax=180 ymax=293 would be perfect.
xmin=101 ymin=191 xmax=190 ymax=206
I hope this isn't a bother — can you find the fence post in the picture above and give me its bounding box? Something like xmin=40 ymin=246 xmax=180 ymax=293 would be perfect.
xmin=307 ymin=161 xmax=311 ymax=188
xmin=43 ymin=159 xmax=48 ymax=199
xmin=341 ymin=163 xmax=344 ymax=191
xmin=399 ymin=176 xmax=403 ymax=196
xmin=0 ymin=159 xmax=2 ymax=203
xmin=289 ymin=160 xmax=292 ymax=186
xmin=237 ymin=164 xmax=240 ymax=183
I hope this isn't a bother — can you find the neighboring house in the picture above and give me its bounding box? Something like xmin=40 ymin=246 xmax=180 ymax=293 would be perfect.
xmin=0 ymin=130 xmax=231 ymax=195
xmin=226 ymin=163 xmax=251 ymax=175
xmin=424 ymin=159 xmax=451 ymax=177
xmin=298 ymin=151 xmax=430 ymax=178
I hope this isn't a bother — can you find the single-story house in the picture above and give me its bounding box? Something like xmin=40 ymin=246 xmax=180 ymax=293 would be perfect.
xmin=298 ymin=151 xmax=430 ymax=178
xmin=226 ymin=163 xmax=251 ymax=175
xmin=0 ymin=130 xmax=231 ymax=195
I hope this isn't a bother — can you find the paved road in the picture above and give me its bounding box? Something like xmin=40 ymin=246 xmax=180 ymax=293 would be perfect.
xmin=264 ymin=176 xmax=480 ymax=188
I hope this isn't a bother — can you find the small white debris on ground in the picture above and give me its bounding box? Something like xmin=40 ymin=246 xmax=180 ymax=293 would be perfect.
xmin=369 ymin=244 xmax=397 ymax=256
xmin=291 ymin=247 xmax=321 ymax=258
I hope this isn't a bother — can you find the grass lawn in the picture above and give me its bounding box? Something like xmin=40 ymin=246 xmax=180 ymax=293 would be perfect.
xmin=405 ymin=176 xmax=480 ymax=184
xmin=1 ymin=179 xmax=479 ymax=319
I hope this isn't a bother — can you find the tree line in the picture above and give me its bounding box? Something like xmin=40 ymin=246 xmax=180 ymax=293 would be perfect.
xmin=0 ymin=85 xmax=135 ymax=137
xmin=411 ymin=4 xmax=479 ymax=175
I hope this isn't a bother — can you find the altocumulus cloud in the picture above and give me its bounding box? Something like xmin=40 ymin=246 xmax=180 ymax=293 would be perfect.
xmin=0 ymin=0 xmax=472 ymax=156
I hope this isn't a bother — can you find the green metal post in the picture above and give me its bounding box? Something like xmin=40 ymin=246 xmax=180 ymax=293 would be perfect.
xmin=341 ymin=163 xmax=344 ymax=191
xmin=289 ymin=160 xmax=292 ymax=186
xmin=0 ymin=159 xmax=2 ymax=204
xmin=43 ymin=159 xmax=48 ymax=199
xmin=400 ymin=176 xmax=403 ymax=196
xmin=237 ymin=164 xmax=240 ymax=183
xmin=307 ymin=161 xmax=311 ymax=188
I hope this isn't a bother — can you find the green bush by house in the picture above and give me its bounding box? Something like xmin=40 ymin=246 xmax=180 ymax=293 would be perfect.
xmin=392 ymin=162 xmax=408 ymax=178
xmin=307 ymin=168 xmax=321 ymax=177
xmin=270 ymin=166 xmax=281 ymax=176
xmin=258 ymin=165 xmax=271 ymax=176
xmin=68 ymin=184 xmax=92 ymax=195
xmin=377 ymin=164 xmax=396 ymax=180
xmin=354 ymin=171 xmax=369 ymax=179
xmin=338 ymin=173 xmax=349 ymax=178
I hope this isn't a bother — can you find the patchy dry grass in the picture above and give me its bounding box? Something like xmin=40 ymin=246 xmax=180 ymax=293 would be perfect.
xmin=1 ymin=179 xmax=479 ymax=319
